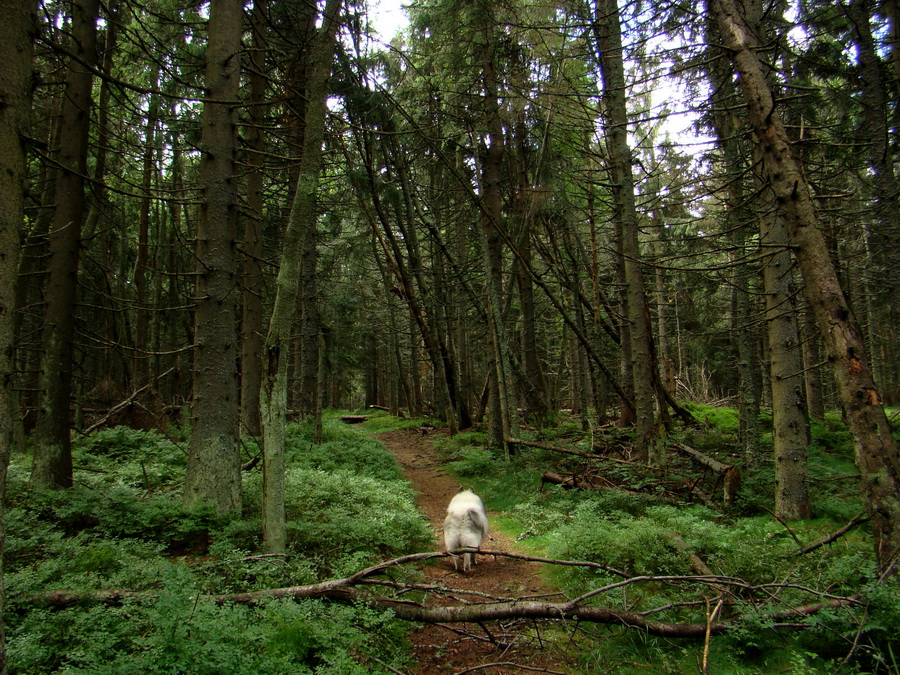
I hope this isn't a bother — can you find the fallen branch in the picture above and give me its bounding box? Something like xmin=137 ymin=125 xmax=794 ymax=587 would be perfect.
xmin=540 ymin=471 xmax=639 ymax=497
xmin=23 ymin=550 xmax=860 ymax=638
xmin=83 ymin=367 xmax=175 ymax=435
xmin=510 ymin=438 xmax=691 ymax=477
xmin=792 ymin=509 xmax=870 ymax=557
xmin=765 ymin=507 xmax=804 ymax=548
xmin=508 ymin=438 xmax=661 ymax=472
xmin=667 ymin=534 xmax=718 ymax=580
xmin=508 ymin=438 xmax=601 ymax=460
xmin=32 ymin=583 xmax=855 ymax=639
xmin=671 ymin=443 xmax=741 ymax=505
xmin=670 ymin=443 xmax=734 ymax=475
xmin=685 ymin=482 xmax=721 ymax=511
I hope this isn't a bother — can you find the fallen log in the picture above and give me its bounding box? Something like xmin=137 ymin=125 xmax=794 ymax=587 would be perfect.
xmin=540 ymin=471 xmax=583 ymax=490
xmin=540 ymin=471 xmax=637 ymax=496
xmin=666 ymin=533 xmax=730 ymax=595
xmin=339 ymin=415 xmax=369 ymax=424
xmin=671 ymin=443 xmax=741 ymax=505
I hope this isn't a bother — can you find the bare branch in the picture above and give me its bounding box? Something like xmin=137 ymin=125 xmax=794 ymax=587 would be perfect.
xmin=24 ymin=551 xmax=860 ymax=639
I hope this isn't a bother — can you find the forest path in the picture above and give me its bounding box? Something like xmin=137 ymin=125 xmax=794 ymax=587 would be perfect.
xmin=375 ymin=429 xmax=578 ymax=675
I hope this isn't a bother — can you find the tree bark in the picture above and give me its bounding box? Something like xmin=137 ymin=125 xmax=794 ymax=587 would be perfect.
xmin=259 ymin=0 xmax=342 ymax=553
xmin=592 ymin=0 xmax=656 ymax=461
xmin=134 ymin=78 xmax=159 ymax=386
xmin=710 ymin=0 xmax=900 ymax=568
xmin=705 ymin=9 xmax=763 ymax=463
xmin=801 ymin=308 xmax=825 ymax=418
xmin=0 ymin=2 xmax=36 ymax=669
xmin=760 ymin=203 xmax=811 ymax=520
xmin=32 ymin=0 xmax=101 ymax=490
xmin=844 ymin=0 xmax=900 ymax=397
xmin=479 ymin=13 xmax=517 ymax=450
xmin=297 ymin=218 xmax=320 ymax=423
xmin=240 ymin=0 xmax=267 ymax=438
xmin=184 ymin=0 xmax=244 ymax=515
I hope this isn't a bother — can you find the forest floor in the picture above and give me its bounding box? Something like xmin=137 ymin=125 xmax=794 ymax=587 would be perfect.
xmin=375 ymin=429 xmax=581 ymax=675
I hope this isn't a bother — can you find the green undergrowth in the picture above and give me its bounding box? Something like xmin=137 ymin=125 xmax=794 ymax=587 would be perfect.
xmin=5 ymin=417 xmax=430 ymax=674
xmin=356 ymin=408 xmax=442 ymax=433
xmin=432 ymin=407 xmax=900 ymax=674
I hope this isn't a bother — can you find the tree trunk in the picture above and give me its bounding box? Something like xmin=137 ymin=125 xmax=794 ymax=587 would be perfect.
xmin=297 ymin=225 xmax=320 ymax=423
xmin=710 ymin=0 xmax=900 ymax=568
xmin=259 ymin=0 xmax=342 ymax=554
xmin=83 ymin=0 xmax=124 ymax=397
xmin=390 ymin=139 xmax=460 ymax=433
xmin=32 ymin=0 xmax=100 ymax=490
xmin=479 ymin=16 xmax=517 ymax=451
xmin=511 ymin=101 xmax=549 ymax=426
xmin=844 ymin=0 xmax=900 ymax=398
xmin=0 ymin=1 xmax=36 ymax=669
xmin=885 ymin=0 xmax=900 ymax=102
xmin=801 ymin=307 xmax=825 ymax=419
xmin=705 ymin=9 xmax=762 ymax=463
xmin=134 ymin=79 xmax=159 ymax=386
xmin=592 ymin=0 xmax=656 ymax=461
xmin=83 ymin=0 xmax=119 ymax=240
xmin=760 ymin=202 xmax=811 ymax=520
xmin=184 ymin=0 xmax=243 ymax=515
xmin=586 ymin=149 xmax=611 ymax=426
xmin=240 ymin=0 xmax=267 ymax=438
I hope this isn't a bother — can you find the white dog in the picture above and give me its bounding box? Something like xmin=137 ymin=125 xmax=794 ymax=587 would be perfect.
xmin=443 ymin=488 xmax=488 ymax=573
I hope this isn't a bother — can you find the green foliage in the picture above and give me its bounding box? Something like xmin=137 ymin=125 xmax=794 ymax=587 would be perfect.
xmin=8 ymin=576 xmax=408 ymax=674
xmin=5 ymin=472 xmax=221 ymax=554
xmin=359 ymin=411 xmax=442 ymax=433
xmin=447 ymin=445 xmax=495 ymax=476
xmin=7 ymin=413 xmax=896 ymax=673
xmin=4 ymin=420 xmax=424 ymax=673
xmin=285 ymin=418 xmax=405 ymax=482
xmin=681 ymin=402 xmax=741 ymax=432
xmin=242 ymin=467 xmax=433 ymax=576
xmin=436 ymin=419 xmax=893 ymax=673
xmin=69 ymin=426 xmax=187 ymax=490
xmin=432 ymin=430 xmax=489 ymax=457
xmin=808 ymin=415 xmax=856 ymax=470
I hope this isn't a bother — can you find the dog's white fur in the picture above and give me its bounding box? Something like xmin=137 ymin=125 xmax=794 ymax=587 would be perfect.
xmin=443 ymin=489 xmax=488 ymax=572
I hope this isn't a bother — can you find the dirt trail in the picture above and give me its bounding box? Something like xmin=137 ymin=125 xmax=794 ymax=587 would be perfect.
xmin=376 ymin=429 xmax=578 ymax=675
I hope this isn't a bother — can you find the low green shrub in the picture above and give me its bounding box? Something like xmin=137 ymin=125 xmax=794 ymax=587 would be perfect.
xmin=431 ymin=430 xmax=488 ymax=458
xmin=8 ymin=576 xmax=409 ymax=674
xmin=285 ymin=420 xmax=403 ymax=482
xmin=681 ymin=402 xmax=741 ymax=432
xmin=361 ymin=412 xmax=441 ymax=433
xmin=447 ymin=445 xmax=495 ymax=476
xmin=242 ymin=468 xmax=433 ymax=576
xmin=4 ymin=417 xmax=426 ymax=674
